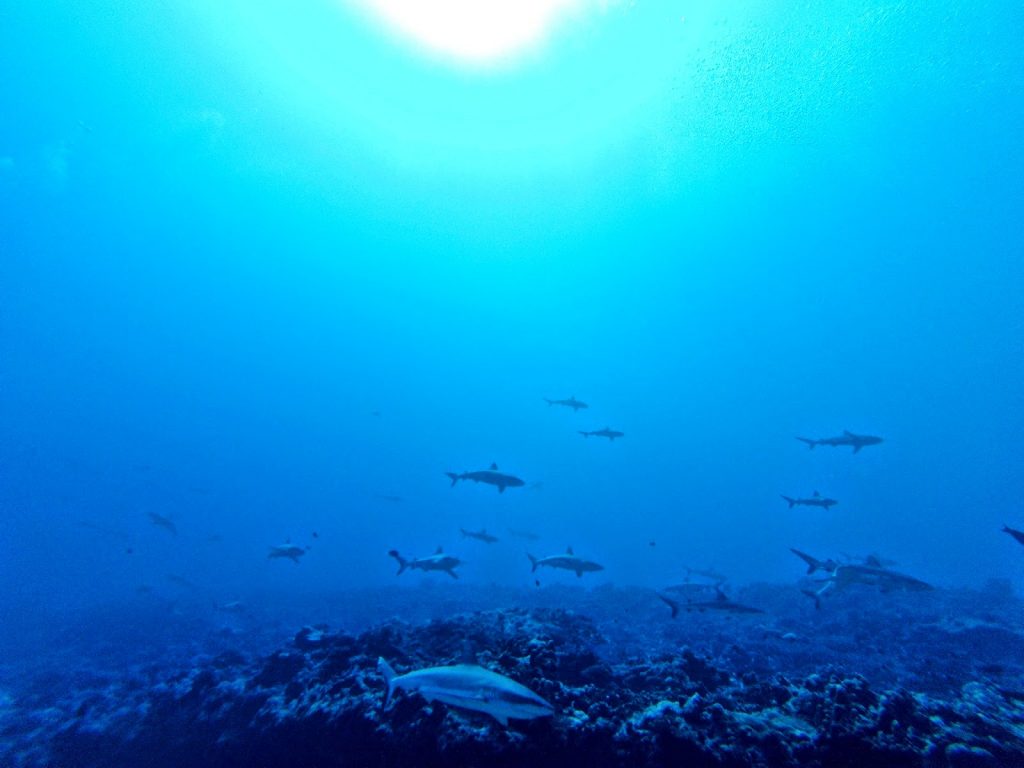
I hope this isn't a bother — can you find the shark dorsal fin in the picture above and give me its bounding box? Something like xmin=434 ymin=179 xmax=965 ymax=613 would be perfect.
xmin=843 ymin=430 xmax=854 ymax=437
xmin=566 ymin=546 xmax=574 ymax=555
xmin=715 ymin=587 xmax=728 ymax=602
xmin=435 ymin=546 xmax=443 ymax=554
xmin=813 ymin=490 xmax=820 ymax=497
xmin=490 ymin=463 xmax=498 ymax=470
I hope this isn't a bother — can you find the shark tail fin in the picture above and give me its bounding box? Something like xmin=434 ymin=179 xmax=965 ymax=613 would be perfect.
xmin=445 ymin=472 xmax=460 ymax=487
xmin=796 ymin=437 xmax=816 ymax=449
xmin=544 ymin=398 xmax=553 ymax=406
xmin=781 ymin=495 xmax=796 ymax=509
xmin=388 ymin=550 xmax=408 ymax=575
xmin=658 ymin=593 xmax=680 ymax=619
xmin=527 ymin=553 xmax=538 ymax=573
xmin=790 ymin=548 xmax=821 ymax=574
xmin=800 ymin=589 xmax=822 ymax=610
xmin=378 ymin=658 xmax=397 ymax=707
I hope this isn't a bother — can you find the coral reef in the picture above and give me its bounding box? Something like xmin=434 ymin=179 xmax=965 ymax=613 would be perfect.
xmin=3 ymin=583 xmax=1024 ymax=767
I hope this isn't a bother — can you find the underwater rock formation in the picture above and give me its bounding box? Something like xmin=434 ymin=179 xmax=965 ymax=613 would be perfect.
xmin=3 ymin=598 xmax=1024 ymax=767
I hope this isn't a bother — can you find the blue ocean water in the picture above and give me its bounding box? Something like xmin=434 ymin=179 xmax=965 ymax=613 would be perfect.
xmin=1 ymin=1 xmax=1023 ymax=765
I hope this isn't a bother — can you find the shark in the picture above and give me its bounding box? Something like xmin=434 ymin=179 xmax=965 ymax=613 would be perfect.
xmin=781 ymin=491 xmax=838 ymax=510
xmin=527 ymin=547 xmax=604 ymax=578
xmin=377 ymin=658 xmax=554 ymax=726
xmin=544 ymin=396 xmax=588 ymax=411
xmin=578 ymin=427 xmax=624 ymax=441
xmin=803 ymin=564 xmax=933 ymax=608
xmin=658 ymin=588 xmax=764 ymax=617
xmin=446 ymin=464 xmax=525 ymax=494
xmin=268 ymin=543 xmax=307 ymax=563
xmin=147 ymin=512 xmax=177 ymax=535
xmin=507 ymin=527 xmax=541 ymax=541
xmin=1002 ymin=524 xmax=1024 ymax=547
xmin=389 ymin=547 xmax=461 ymax=578
xmin=460 ymin=528 xmax=499 ymax=544
xmin=795 ymin=430 xmax=883 ymax=453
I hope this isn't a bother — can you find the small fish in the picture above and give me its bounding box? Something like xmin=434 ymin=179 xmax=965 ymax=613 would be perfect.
xmin=527 ymin=547 xmax=604 ymax=578
xmin=388 ymin=547 xmax=461 ymax=578
xmin=780 ymin=491 xmax=838 ymax=510
xmin=378 ymin=658 xmax=554 ymax=726
xmin=795 ymin=430 xmax=883 ymax=454
xmin=147 ymin=512 xmax=177 ymax=535
xmin=460 ymin=528 xmax=499 ymax=544
xmin=578 ymin=427 xmax=624 ymax=441
xmin=167 ymin=574 xmax=198 ymax=590
xmin=543 ymin=396 xmax=588 ymax=411
xmin=446 ymin=463 xmax=525 ymax=494
xmin=213 ymin=600 xmax=248 ymax=614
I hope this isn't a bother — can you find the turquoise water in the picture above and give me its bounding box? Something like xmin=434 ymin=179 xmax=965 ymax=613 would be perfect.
xmin=1 ymin=0 xmax=1022 ymax=620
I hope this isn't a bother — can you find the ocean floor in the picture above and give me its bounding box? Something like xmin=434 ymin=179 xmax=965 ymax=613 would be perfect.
xmin=3 ymin=581 xmax=1024 ymax=767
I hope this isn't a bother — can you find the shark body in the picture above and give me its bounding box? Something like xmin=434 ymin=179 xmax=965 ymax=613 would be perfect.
xmin=796 ymin=430 xmax=883 ymax=453
xmin=528 ymin=547 xmax=604 ymax=578
xmin=377 ymin=658 xmax=554 ymax=726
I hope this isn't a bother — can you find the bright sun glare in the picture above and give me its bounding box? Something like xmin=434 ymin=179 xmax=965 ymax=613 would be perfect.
xmin=350 ymin=0 xmax=599 ymax=65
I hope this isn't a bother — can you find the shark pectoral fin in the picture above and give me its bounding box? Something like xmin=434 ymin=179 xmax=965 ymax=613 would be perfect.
xmin=491 ymin=713 xmax=509 ymax=727
xmin=447 ymin=569 xmax=458 ymax=579
xmin=498 ymin=485 xmax=506 ymax=493
xmin=852 ymin=445 xmax=862 ymax=453
xmin=575 ymin=570 xmax=583 ymax=578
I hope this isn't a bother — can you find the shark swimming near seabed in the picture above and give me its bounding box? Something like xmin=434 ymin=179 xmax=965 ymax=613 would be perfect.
xmin=446 ymin=464 xmax=525 ymax=494
xmin=544 ymin=396 xmax=588 ymax=411
xmin=795 ymin=430 xmax=884 ymax=453
xmin=268 ymin=543 xmax=307 ymax=563
xmin=147 ymin=512 xmax=177 ymax=535
xmin=528 ymin=547 xmax=604 ymax=577
xmin=389 ymin=547 xmax=461 ymax=578
xmin=578 ymin=427 xmax=624 ymax=441
xmin=802 ymin=564 xmax=934 ymax=609
xmin=658 ymin=588 xmax=764 ymax=617
xmin=781 ymin=491 xmax=838 ymax=510
xmin=377 ymin=658 xmax=554 ymax=726
xmin=460 ymin=528 xmax=499 ymax=544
